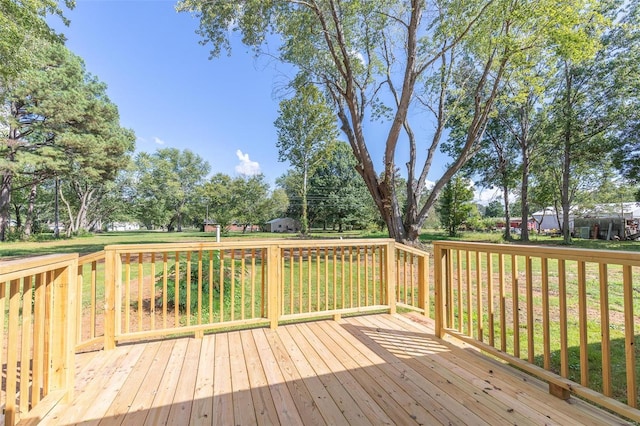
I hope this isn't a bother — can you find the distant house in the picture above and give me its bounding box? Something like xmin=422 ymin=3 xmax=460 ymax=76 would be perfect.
xmin=107 ymin=222 xmax=140 ymax=232
xmin=202 ymin=219 xmax=218 ymax=233
xmin=495 ymin=217 xmax=536 ymax=233
xmin=227 ymin=222 xmax=261 ymax=233
xmin=531 ymin=203 xmax=640 ymax=239
xmin=531 ymin=208 xmax=566 ymax=233
xmin=265 ymin=218 xmax=300 ymax=233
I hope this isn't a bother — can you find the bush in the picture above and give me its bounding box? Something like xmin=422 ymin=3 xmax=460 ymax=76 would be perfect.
xmin=158 ymin=252 xmax=241 ymax=314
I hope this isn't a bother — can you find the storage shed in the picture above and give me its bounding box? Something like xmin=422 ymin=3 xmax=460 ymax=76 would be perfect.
xmin=265 ymin=218 xmax=300 ymax=233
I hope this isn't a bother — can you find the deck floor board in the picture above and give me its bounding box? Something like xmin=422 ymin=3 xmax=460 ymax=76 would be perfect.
xmin=22 ymin=313 xmax=633 ymax=426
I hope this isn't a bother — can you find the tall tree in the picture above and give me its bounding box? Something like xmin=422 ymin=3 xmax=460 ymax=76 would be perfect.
xmin=133 ymin=148 xmax=210 ymax=231
xmin=484 ymin=200 xmax=505 ymax=218
xmin=544 ymin=0 xmax=636 ymax=243
xmin=274 ymin=84 xmax=338 ymax=235
xmin=436 ymin=176 xmax=475 ymax=237
xmin=308 ymin=141 xmax=375 ymax=231
xmin=200 ymin=173 xmax=234 ymax=230
xmin=610 ymin=1 xmax=640 ymax=190
xmin=0 ymin=0 xmax=73 ymax=83
xmin=179 ymin=0 xmax=599 ymax=244
xmin=230 ymin=174 xmax=271 ymax=232
xmin=1 ymin=40 xmax=134 ymax=240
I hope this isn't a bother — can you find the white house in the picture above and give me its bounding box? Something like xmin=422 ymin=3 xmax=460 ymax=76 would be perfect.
xmin=531 ymin=208 xmax=566 ymax=232
xmin=265 ymin=218 xmax=300 ymax=233
xmin=107 ymin=222 xmax=140 ymax=232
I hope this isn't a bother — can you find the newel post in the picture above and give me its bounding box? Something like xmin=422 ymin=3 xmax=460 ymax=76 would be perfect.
xmin=51 ymin=257 xmax=78 ymax=402
xmin=104 ymin=247 xmax=119 ymax=350
xmin=434 ymin=243 xmax=447 ymax=338
xmin=417 ymin=252 xmax=429 ymax=317
xmin=267 ymin=245 xmax=281 ymax=329
xmin=386 ymin=241 xmax=396 ymax=314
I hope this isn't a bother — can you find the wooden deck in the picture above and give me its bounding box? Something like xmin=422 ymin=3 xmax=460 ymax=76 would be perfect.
xmin=21 ymin=313 xmax=631 ymax=425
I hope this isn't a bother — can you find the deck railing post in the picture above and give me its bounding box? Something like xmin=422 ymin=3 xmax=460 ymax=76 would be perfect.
xmin=104 ymin=248 xmax=118 ymax=350
xmin=434 ymin=243 xmax=447 ymax=338
xmin=267 ymin=245 xmax=281 ymax=329
xmin=386 ymin=242 xmax=397 ymax=314
xmin=417 ymin=252 xmax=429 ymax=317
xmin=51 ymin=258 xmax=77 ymax=402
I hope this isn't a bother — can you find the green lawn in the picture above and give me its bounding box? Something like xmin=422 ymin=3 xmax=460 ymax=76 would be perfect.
xmin=0 ymin=228 xmax=382 ymax=258
xmin=5 ymin=227 xmax=640 ymax=259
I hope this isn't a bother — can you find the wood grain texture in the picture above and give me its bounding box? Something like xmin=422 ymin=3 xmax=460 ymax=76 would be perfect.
xmin=21 ymin=314 xmax=633 ymax=426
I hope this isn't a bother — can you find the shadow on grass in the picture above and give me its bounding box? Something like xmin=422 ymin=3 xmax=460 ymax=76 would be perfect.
xmin=533 ymin=334 xmax=640 ymax=408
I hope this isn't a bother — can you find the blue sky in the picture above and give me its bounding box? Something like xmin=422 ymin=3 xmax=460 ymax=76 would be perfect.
xmin=53 ymin=0 xmax=296 ymax=182
xmin=51 ymin=0 xmax=497 ymax=202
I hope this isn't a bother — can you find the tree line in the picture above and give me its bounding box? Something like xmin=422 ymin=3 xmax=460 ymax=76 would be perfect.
xmin=3 ymin=0 xmax=639 ymax=244
xmin=179 ymin=0 xmax=640 ymax=245
xmin=1 ymin=2 xmax=135 ymax=240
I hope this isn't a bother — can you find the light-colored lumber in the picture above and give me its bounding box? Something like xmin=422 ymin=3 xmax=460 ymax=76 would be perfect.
xmin=62 ymin=344 xmax=146 ymax=424
xmin=346 ymin=315 xmax=486 ymax=425
xmin=143 ymin=337 xmax=189 ymax=426
xmin=118 ymin=339 xmax=175 ymax=426
xmin=277 ymin=326 xmax=349 ymax=425
xmin=262 ymin=328 xmax=326 ymax=425
xmin=23 ymin=312 xmax=636 ymax=426
xmin=165 ymin=338 xmax=202 ymax=424
xmin=320 ymin=319 xmax=444 ymax=424
xmin=96 ymin=341 xmax=163 ymax=425
xmin=287 ymin=324 xmax=377 ymax=426
xmin=189 ymin=334 xmax=216 ymax=426
xmin=251 ymin=329 xmax=304 ymax=425
xmin=212 ymin=333 xmax=234 ymax=426
xmin=239 ymin=330 xmax=280 ymax=426
xmin=300 ymin=322 xmax=395 ymax=425
xmin=228 ymin=331 xmax=257 ymax=426
xmin=39 ymin=344 xmax=144 ymax=425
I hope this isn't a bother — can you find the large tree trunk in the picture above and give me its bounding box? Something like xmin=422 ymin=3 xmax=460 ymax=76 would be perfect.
xmin=301 ymin=166 xmax=309 ymax=235
xmin=561 ymin=64 xmax=573 ymax=244
xmin=0 ymin=133 xmax=19 ymax=241
xmin=520 ymin=143 xmax=530 ymax=242
xmin=23 ymin=183 xmax=37 ymax=237
xmin=0 ymin=171 xmax=12 ymax=241
xmin=502 ymin=182 xmax=512 ymax=241
xmin=59 ymin=182 xmax=75 ymax=237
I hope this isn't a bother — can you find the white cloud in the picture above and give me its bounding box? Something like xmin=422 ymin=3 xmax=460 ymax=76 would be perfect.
xmin=473 ymin=184 xmax=504 ymax=205
xmin=235 ymin=150 xmax=261 ymax=176
xmin=350 ymin=50 xmax=366 ymax=65
xmin=153 ymin=136 xmax=165 ymax=145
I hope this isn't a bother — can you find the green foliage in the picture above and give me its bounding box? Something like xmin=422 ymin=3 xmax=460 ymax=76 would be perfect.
xmin=437 ymin=176 xmax=475 ymax=237
xmin=133 ymin=148 xmax=210 ymax=231
xmin=178 ymin=0 xmax=604 ymax=244
xmin=484 ymin=200 xmax=505 ymax=218
xmin=199 ymin=173 xmax=287 ymax=231
xmin=0 ymin=0 xmax=74 ymax=82
xmin=274 ymin=85 xmax=339 ymax=235
xmin=159 ymin=252 xmax=244 ymax=316
xmin=278 ymin=142 xmax=377 ymax=231
xmin=1 ymin=38 xmax=135 ymax=240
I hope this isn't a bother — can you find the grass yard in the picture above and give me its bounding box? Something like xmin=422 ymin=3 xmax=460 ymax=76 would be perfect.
xmin=0 ymin=228 xmax=382 ymax=258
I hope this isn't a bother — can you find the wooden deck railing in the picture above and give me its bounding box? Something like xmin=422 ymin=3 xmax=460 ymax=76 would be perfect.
xmin=12 ymin=238 xmax=640 ymax=423
xmin=433 ymin=241 xmax=640 ymax=422
xmin=0 ymin=254 xmax=77 ymax=426
xmin=0 ymin=239 xmax=430 ymax=424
